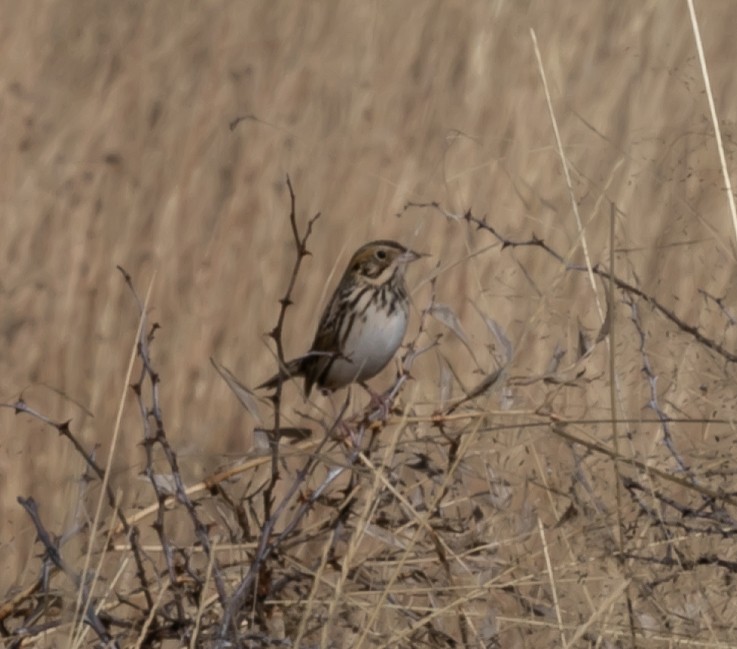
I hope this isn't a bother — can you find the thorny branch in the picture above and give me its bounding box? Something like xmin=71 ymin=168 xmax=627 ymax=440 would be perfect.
xmin=264 ymin=175 xmax=321 ymax=521
xmin=17 ymin=497 xmax=116 ymax=647
xmin=398 ymin=200 xmax=737 ymax=364
xmin=218 ymin=400 xmax=349 ymax=643
xmin=624 ymin=297 xmax=694 ymax=477
xmin=218 ymin=177 xmax=333 ymax=643
xmin=118 ymin=267 xmax=230 ymax=623
xmin=4 ymin=402 xmax=132 ymax=531
xmin=400 ymin=199 xmax=737 ymax=542
xmin=399 ymin=200 xmax=737 ymax=479
xmin=0 ymin=399 xmax=154 ymax=626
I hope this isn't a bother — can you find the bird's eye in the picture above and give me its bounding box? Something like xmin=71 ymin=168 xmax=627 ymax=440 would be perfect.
xmin=375 ymin=249 xmax=387 ymax=260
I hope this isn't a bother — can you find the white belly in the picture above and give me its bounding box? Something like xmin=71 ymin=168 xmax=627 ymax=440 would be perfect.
xmin=324 ymin=301 xmax=408 ymax=389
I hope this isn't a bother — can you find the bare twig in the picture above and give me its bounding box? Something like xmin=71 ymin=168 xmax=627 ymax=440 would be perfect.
xmin=400 ymin=202 xmax=737 ymax=364
xmin=17 ymin=497 xmax=117 ymax=647
xmin=0 ymin=400 xmax=154 ymax=614
xmin=218 ymin=400 xmax=349 ymax=642
xmin=263 ymin=176 xmax=321 ymax=521
xmin=119 ymin=267 xmax=230 ymax=627
xmin=625 ymin=297 xmax=694 ymax=476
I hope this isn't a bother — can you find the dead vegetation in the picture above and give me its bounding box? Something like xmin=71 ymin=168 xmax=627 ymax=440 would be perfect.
xmin=2 ymin=1 xmax=737 ymax=647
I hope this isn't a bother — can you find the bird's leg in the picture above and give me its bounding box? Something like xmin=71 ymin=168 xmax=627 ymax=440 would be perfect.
xmin=359 ymin=381 xmax=394 ymax=422
xmin=326 ymin=387 xmax=364 ymax=448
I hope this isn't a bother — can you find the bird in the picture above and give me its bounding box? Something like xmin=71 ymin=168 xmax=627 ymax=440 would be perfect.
xmin=259 ymin=240 xmax=423 ymax=396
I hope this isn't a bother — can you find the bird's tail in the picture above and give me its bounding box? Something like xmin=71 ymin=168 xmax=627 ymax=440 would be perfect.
xmin=256 ymin=357 xmax=305 ymax=390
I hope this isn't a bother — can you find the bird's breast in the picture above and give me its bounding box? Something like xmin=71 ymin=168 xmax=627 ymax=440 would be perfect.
xmin=323 ymin=295 xmax=408 ymax=389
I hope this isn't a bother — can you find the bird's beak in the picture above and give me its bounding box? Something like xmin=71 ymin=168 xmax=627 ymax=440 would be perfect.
xmin=399 ymin=248 xmax=427 ymax=265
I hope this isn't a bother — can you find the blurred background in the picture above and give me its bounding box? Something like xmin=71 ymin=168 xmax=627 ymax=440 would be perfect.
xmin=2 ymin=2 xmax=737 ymax=643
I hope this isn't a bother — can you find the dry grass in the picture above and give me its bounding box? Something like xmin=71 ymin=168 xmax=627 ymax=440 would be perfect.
xmin=2 ymin=1 xmax=737 ymax=647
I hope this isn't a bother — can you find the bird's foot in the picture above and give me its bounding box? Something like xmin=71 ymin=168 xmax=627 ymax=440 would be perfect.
xmin=360 ymin=383 xmax=395 ymax=422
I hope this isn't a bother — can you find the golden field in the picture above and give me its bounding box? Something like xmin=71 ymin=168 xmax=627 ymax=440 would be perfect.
xmin=2 ymin=1 xmax=737 ymax=646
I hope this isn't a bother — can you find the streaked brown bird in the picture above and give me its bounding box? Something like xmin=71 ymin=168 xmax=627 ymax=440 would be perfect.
xmin=259 ymin=240 xmax=423 ymax=396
